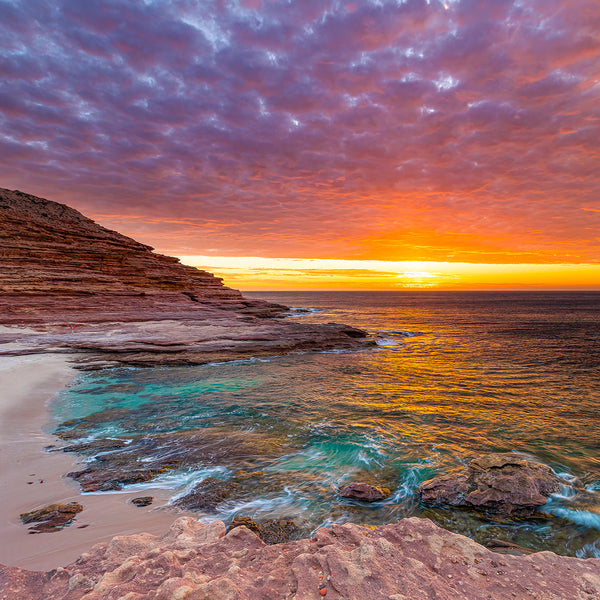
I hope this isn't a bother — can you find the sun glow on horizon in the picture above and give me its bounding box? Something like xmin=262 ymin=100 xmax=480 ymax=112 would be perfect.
xmin=179 ymin=256 xmax=600 ymax=291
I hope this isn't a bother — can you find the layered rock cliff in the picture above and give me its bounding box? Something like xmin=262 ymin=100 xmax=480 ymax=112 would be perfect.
xmin=0 ymin=187 xmax=273 ymax=314
xmin=0 ymin=187 xmax=373 ymax=366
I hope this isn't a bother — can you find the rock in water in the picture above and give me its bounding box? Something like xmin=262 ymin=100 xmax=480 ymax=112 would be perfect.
xmin=19 ymin=502 xmax=83 ymax=533
xmin=419 ymin=453 xmax=561 ymax=516
xmin=339 ymin=482 xmax=391 ymax=502
xmin=1 ymin=516 xmax=599 ymax=599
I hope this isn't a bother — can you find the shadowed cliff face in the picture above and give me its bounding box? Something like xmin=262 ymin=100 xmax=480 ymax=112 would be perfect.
xmin=0 ymin=188 xmax=373 ymax=366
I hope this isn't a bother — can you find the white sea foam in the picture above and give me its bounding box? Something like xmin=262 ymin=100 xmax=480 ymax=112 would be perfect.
xmin=576 ymin=541 xmax=600 ymax=559
xmin=83 ymin=466 xmax=230 ymax=496
xmin=547 ymin=507 xmax=600 ymax=531
xmin=285 ymin=307 xmax=323 ymax=318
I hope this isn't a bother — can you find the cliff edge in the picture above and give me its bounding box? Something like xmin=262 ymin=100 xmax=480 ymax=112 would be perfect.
xmin=0 ymin=187 xmax=373 ymax=366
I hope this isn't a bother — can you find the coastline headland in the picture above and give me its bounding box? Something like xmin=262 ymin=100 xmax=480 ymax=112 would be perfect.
xmin=0 ymin=187 xmax=372 ymax=368
xmin=0 ymin=187 xmax=598 ymax=599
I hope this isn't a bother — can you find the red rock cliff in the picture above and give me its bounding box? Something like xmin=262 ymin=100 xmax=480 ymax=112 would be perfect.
xmin=0 ymin=187 xmax=241 ymax=301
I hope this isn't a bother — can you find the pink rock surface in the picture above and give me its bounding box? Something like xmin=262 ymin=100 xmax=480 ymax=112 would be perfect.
xmin=1 ymin=517 xmax=599 ymax=600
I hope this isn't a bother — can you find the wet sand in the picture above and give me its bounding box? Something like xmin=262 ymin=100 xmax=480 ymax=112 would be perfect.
xmin=0 ymin=352 xmax=179 ymax=571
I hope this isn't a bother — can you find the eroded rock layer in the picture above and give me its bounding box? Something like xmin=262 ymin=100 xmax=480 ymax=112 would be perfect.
xmin=0 ymin=188 xmax=374 ymax=365
xmin=0 ymin=188 xmax=241 ymax=300
xmin=1 ymin=517 xmax=599 ymax=600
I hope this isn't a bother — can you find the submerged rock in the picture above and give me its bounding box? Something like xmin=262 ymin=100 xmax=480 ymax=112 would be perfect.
xmin=19 ymin=502 xmax=83 ymax=533
xmin=485 ymin=539 xmax=536 ymax=556
xmin=2 ymin=516 xmax=599 ymax=599
xmin=172 ymin=477 xmax=240 ymax=511
xmin=419 ymin=453 xmax=561 ymax=516
xmin=259 ymin=519 xmax=299 ymax=544
xmin=63 ymin=429 xmax=294 ymax=493
xmin=227 ymin=516 xmax=262 ymax=535
xmin=339 ymin=482 xmax=391 ymax=502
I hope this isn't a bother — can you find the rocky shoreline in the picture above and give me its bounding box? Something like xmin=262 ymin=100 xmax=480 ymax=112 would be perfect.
xmin=0 ymin=188 xmax=375 ymax=368
xmin=1 ymin=188 xmax=599 ymax=598
xmin=2 ymin=516 xmax=599 ymax=600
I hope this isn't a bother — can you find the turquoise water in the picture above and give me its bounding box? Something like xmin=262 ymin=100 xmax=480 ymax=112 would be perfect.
xmin=51 ymin=291 xmax=600 ymax=556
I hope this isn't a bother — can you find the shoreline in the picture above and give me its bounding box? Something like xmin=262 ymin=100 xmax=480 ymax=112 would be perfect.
xmin=0 ymin=351 xmax=178 ymax=571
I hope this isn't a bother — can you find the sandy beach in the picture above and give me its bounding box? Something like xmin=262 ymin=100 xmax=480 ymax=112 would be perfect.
xmin=0 ymin=349 xmax=179 ymax=571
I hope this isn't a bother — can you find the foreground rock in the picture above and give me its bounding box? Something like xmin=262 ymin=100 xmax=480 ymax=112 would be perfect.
xmin=19 ymin=503 xmax=83 ymax=534
xmin=419 ymin=453 xmax=561 ymax=516
xmin=1 ymin=517 xmax=599 ymax=599
xmin=0 ymin=188 xmax=374 ymax=366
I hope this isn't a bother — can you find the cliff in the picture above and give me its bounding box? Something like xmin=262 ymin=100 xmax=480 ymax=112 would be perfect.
xmin=0 ymin=187 xmax=275 ymax=314
xmin=0 ymin=187 xmax=373 ymax=366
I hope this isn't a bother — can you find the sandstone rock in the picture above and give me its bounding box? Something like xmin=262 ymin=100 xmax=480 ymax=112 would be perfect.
xmin=19 ymin=502 xmax=83 ymax=533
xmin=1 ymin=516 xmax=599 ymax=599
xmin=0 ymin=187 xmax=375 ymax=368
xmin=419 ymin=453 xmax=561 ymax=516
xmin=339 ymin=482 xmax=391 ymax=502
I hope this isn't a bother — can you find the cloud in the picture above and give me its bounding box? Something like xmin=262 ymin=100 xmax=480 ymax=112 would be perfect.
xmin=0 ymin=0 xmax=598 ymax=263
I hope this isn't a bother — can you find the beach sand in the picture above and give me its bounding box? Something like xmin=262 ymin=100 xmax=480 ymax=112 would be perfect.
xmin=0 ymin=351 xmax=179 ymax=571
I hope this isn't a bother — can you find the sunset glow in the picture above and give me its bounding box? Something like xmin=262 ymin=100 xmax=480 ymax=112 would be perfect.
xmin=180 ymin=256 xmax=600 ymax=290
xmin=1 ymin=0 xmax=599 ymax=289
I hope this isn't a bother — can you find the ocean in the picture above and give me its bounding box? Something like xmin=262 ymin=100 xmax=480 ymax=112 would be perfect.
xmin=50 ymin=291 xmax=600 ymax=557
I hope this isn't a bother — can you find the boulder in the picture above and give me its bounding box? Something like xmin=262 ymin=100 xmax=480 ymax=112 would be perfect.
xmin=339 ymin=482 xmax=391 ymax=502
xmin=19 ymin=502 xmax=83 ymax=533
xmin=419 ymin=453 xmax=561 ymax=516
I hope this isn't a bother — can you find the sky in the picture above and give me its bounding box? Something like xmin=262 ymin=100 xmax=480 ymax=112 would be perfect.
xmin=1 ymin=0 xmax=599 ymax=289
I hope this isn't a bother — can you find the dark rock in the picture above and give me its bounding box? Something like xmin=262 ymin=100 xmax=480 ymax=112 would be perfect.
xmin=131 ymin=496 xmax=154 ymax=507
xmin=258 ymin=519 xmax=299 ymax=544
xmin=58 ymin=438 xmax=129 ymax=454
xmin=67 ymin=466 xmax=161 ymax=492
xmin=19 ymin=502 xmax=83 ymax=533
xmin=419 ymin=453 xmax=561 ymax=516
xmin=486 ymin=539 xmax=536 ymax=556
xmin=226 ymin=516 xmax=298 ymax=544
xmin=227 ymin=516 xmax=261 ymax=536
xmin=63 ymin=430 xmax=295 ymax=493
xmin=172 ymin=477 xmax=239 ymax=511
xmin=339 ymin=482 xmax=391 ymax=502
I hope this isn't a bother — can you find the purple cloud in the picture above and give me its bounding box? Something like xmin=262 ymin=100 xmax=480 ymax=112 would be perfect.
xmin=0 ymin=0 xmax=598 ymax=263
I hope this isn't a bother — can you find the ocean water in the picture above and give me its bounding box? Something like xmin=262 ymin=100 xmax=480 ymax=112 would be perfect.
xmin=50 ymin=291 xmax=600 ymax=556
